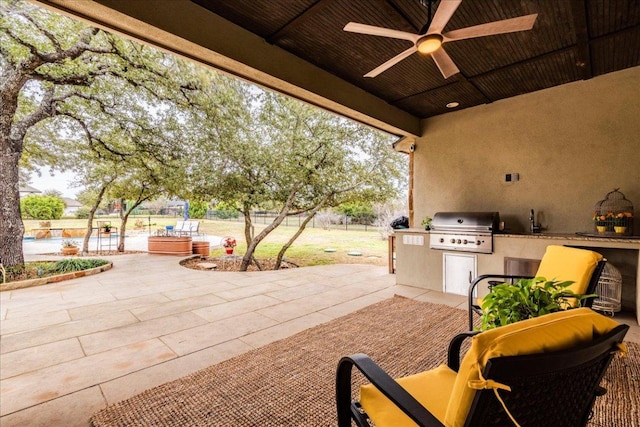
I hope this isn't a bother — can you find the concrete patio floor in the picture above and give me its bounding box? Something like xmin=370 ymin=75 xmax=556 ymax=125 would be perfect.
xmin=1 ymin=252 xmax=638 ymax=426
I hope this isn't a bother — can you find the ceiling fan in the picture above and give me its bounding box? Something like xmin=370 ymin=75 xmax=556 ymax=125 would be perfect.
xmin=344 ymin=0 xmax=538 ymax=79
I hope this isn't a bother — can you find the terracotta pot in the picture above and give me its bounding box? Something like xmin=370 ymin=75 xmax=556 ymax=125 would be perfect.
xmin=225 ymin=247 xmax=234 ymax=255
xmin=61 ymin=246 xmax=78 ymax=256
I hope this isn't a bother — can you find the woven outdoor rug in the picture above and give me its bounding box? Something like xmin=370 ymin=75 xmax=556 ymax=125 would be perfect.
xmin=91 ymin=296 xmax=639 ymax=426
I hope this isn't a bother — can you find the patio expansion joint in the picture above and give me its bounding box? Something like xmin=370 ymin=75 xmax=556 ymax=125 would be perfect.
xmin=0 ymin=384 xmax=109 ymax=419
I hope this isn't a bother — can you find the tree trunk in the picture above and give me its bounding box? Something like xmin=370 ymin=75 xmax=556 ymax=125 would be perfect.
xmin=118 ymin=196 xmax=151 ymax=252
xmin=240 ymin=208 xmax=255 ymax=271
xmin=117 ymin=216 xmax=128 ymax=252
xmin=82 ymin=184 xmax=109 ymax=254
xmin=0 ymin=65 xmax=33 ymax=268
xmin=240 ymin=188 xmax=301 ymax=271
xmin=118 ymin=198 xmax=126 ymax=252
xmin=0 ymin=149 xmax=25 ymax=267
xmin=274 ymin=209 xmax=321 ymax=270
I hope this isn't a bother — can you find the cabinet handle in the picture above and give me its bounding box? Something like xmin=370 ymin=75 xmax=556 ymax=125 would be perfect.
xmin=469 ymin=271 xmax=472 ymax=283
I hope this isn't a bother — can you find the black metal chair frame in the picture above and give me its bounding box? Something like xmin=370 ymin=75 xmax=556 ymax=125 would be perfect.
xmin=467 ymin=259 xmax=607 ymax=330
xmin=336 ymin=323 xmax=628 ymax=427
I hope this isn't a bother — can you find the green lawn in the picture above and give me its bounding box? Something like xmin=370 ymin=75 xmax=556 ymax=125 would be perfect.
xmin=23 ymin=216 xmax=390 ymax=267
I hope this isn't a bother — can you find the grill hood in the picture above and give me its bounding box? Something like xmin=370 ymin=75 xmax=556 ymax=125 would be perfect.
xmin=430 ymin=212 xmax=500 ymax=233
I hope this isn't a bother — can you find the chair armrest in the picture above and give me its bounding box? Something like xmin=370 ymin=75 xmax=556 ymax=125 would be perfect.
xmin=447 ymin=331 xmax=480 ymax=371
xmin=336 ymin=353 xmax=445 ymax=427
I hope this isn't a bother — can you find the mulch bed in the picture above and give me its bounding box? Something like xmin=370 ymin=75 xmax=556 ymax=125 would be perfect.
xmin=180 ymin=256 xmax=298 ymax=272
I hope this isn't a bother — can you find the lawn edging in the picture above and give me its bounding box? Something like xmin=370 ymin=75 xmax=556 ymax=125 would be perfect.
xmin=0 ymin=261 xmax=113 ymax=292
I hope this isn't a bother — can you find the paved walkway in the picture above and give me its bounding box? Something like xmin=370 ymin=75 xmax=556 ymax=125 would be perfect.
xmin=1 ymin=250 xmax=638 ymax=426
xmin=0 ymin=250 xmax=469 ymax=426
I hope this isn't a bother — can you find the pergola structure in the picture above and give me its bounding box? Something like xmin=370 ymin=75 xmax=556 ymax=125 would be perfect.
xmin=30 ymin=0 xmax=640 ymax=229
xmin=30 ymin=1 xmax=639 ymax=132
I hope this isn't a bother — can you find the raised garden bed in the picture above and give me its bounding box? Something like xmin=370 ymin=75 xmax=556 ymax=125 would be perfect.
xmin=148 ymin=236 xmax=192 ymax=255
xmin=1 ymin=261 xmax=113 ymax=291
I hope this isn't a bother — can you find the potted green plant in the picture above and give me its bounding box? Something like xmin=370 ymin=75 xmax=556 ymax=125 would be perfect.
xmin=101 ymin=224 xmax=112 ymax=234
xmin=479 ymin=277 xmax=595 ymax=330
xmin=61 ymin=239 xmax=79 ymax=256
xmin=421 ymin=216 xmax=432 ymax=230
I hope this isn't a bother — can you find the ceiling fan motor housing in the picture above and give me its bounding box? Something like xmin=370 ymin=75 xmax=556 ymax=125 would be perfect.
xmin=417 ymin=34 xmax=443 ymax=54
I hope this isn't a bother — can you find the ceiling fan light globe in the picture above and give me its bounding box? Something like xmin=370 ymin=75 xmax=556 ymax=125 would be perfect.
xmin=417 ymin=34 xmax=443 ymax=54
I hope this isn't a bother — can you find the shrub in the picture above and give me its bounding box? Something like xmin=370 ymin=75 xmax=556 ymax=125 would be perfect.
xmin=75 ymin=207 xmax=90 ymax=219
xmin=188 ymin=200 xmax=209 ymax=219
xmin=20 ymin=195 xmax=65 ymax=220
xmin=212 ymin=202 xmax=241 ymax=219
xmin=2 ymin=259 xmax=109 ymax=282
xmin=336 ymin=202 xmax=376 ymax=225
xmin=315 ymin=211 xmax=341 ymax=230
xmin=49 ymin=259 xmax=110 ymax=274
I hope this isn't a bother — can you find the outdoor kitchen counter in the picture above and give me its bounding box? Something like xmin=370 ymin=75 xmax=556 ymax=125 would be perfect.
xmin=494 ymin=233 xmax=639 ymax=325
xmin=496 ymin=232 xmax=639 ymax=245
xmin=393 ymin=229 xmax=640 ymax=324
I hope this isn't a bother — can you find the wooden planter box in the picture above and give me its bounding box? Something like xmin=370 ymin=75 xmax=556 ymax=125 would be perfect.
xmin=147 ymin=236 xmax=192 ymax=255
xmin=192 ymin=241 xmax=210 ymax=256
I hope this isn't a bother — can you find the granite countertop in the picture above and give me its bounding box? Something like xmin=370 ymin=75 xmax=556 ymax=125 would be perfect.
xmin=393 ymin=228 xmax=639 ymax=244
xmin=494 ymin=232 xmax=640 ymax=244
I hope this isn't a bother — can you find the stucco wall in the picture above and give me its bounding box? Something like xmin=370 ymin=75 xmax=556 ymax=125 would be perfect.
xmin=414 ymin=66 xmax=640 ymax=235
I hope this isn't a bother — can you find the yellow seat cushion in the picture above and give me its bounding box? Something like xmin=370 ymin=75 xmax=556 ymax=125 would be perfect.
xmin=444 ymin=308 xmax=619 ymax=427
xmin=535 ymin=245 xmax=602 ymax=295
xmin=360 ymin=364 xmax=456 ymax=427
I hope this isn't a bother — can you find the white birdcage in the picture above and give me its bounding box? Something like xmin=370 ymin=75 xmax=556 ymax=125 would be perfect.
xmin=592 ymin=263 xmax=622 ymax=315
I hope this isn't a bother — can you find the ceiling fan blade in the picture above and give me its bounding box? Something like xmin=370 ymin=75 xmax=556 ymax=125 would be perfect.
xmin=442 ymin=14 xmax=538 ymax=42
xmin=344 ymin=22 xmax=419 ymax=43
xmin=427 ymin=0 xmax=462 ymax=34
xmin=364 ymin=46 xmax=418 ymax=78
xmin=431 ymin=48 xmax=460 ymax=79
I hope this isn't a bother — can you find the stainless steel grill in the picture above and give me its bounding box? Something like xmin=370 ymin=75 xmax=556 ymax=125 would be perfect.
xmin=429 ymin=212 xmax=500 ymax=254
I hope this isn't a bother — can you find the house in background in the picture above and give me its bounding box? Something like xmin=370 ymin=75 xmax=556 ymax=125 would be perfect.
xmin=19 ymin=184 xmax=41 ymax=198
xmin=61 ymin=197 xmax=83 ymax=217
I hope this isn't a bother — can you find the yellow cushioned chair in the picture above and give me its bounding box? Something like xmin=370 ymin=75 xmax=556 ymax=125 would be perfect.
xmin=467 ymin=245 xmax=606 ymax=329
xmin=336 ymin=308 xmax=628 ymax=427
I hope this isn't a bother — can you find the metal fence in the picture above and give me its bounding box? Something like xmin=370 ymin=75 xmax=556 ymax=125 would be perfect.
xmin=205 ymin=210 xmax=378 ymax=232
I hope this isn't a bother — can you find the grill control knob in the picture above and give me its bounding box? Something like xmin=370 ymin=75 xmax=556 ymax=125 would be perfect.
xmin=450 ymin=238 xmax=456 ymax=244
xmin=476 ymin=240 xmax=482 ymax=245
xmin=439 ymin=238 xmax=444 ymax=243
xmin=456 ymin=239 xmax=462 ymax=244
xmin=463 ymin=239 xmax=468 ymax=244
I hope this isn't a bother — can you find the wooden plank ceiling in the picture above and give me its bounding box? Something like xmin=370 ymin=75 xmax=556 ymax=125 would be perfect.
xmin=190 ymin=0 xmax=640 ymax=119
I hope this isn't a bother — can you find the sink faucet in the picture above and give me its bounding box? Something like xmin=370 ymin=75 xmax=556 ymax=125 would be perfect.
xmin=530 ymin=209 xmax=535 ymax=233
xmin=530 ymin=209 xmax=541 ymax=233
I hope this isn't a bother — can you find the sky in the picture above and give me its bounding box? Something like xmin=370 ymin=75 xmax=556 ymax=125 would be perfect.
xmin=28 ymin=170 xmax=82 ymax=199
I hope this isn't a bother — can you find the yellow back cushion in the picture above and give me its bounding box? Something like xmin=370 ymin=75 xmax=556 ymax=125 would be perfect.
xmin=534 ymin=245 xmax=602 ymax=294
xmin=444 ymin=308 xmax=619 ymax=427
